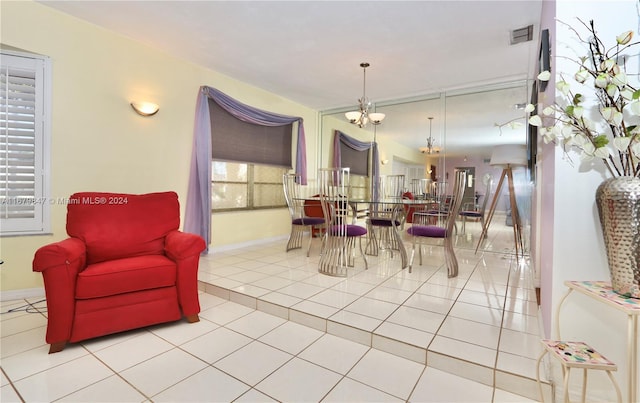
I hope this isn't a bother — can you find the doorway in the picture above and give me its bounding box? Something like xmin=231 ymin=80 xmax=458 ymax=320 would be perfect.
xmin=456 ymin=167 xmax=476 ymax=209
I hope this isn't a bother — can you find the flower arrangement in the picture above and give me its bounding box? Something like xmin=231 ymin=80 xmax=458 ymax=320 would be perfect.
xmin=527 ymin=19 xmax=640 ymax=178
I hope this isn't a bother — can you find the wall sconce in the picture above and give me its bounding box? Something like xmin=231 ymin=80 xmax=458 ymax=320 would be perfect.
xmin=130 ymin=101 xmax=159 ymax=117
xmin=381 ymin=159 xmax=389 ymax=165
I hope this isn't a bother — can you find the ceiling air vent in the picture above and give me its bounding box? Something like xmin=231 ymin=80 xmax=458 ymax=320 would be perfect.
xmin=510 ymin=25 xmax=534 ymax=45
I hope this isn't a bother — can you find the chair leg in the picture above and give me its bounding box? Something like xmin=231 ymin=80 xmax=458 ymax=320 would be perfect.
xmin=186 ymin=314 xmax=200 ymax=323
xmin=444 ymin=236 xmax=459 ymax=278
xmin=358 ymin=236 xmax=368 ymax=270
xmin=48 ymin=341 xmax=66 ymax=354
xmin=305 ymin=225 xmax=315 ymax=257
xmin=365 ymin=222 xmax=379 ymax=256
xmin=286 ymin=225 xmax=304 ymax=252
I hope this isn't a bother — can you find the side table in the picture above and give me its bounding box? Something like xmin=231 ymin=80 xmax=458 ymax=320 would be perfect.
xmin=557 ymin=281 xmax=640 ymax=402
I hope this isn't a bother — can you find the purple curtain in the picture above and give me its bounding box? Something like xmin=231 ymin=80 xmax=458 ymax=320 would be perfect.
xmin=333 ymin=130 xmax=380 ymax=200
xmin=184 ymin=86 xmax=307 ymax=251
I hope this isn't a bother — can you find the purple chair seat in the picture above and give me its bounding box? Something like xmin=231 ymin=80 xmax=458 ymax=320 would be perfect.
xmin=407 ymin=225 xmax=446 ymax=238
xmin=329 ymin=224 xmax=367 ymax=237
xmin=292 ymin=217 xmax=325 ymax=226
xmin=370 ymin=218 xmax=401 ymax=227
xmin=459 ymin=211 xmax=481 ymax=218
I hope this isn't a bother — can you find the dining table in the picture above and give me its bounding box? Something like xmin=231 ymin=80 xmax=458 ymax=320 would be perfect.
xmin=297 ymin=195 xmax=441 ymax=273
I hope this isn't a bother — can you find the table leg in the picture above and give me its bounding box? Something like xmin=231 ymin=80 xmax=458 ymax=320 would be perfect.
xmin=628 ymin=314 xmax=637 ymax=403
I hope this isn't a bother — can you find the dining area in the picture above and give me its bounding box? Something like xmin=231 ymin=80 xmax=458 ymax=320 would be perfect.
xmin=283 ymin=168 xmax=478 ymax=280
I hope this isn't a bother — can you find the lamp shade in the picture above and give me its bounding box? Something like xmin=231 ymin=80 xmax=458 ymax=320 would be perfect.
xmin=490 ymin=145 xmax=527 ymax=167
xmin=368 ymin=112 xmax=386 ymax=125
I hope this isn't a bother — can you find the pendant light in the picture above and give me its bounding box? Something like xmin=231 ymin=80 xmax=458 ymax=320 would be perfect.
xmin=345 ymin=62 xmax=385 ymax=128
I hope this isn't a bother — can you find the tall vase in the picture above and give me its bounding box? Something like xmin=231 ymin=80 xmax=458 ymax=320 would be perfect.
xmin=595 ymin=176 xmax=640 ymax=298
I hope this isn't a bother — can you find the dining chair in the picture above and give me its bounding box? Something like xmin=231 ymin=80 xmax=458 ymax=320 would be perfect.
xmin=407 ymin=169 xmax=466 ymax=277
xmin=410 ymin=178 xmax=432 ymax=198
xmin=459 ymin=174 xmax=493 ymax=234
xmin=283 ymin=173 xmax=325 ymax=256
xmin=317 ymin=167 xmax=367 ymax=276
xmin=366 ymin=175 xmax=405 ymax=257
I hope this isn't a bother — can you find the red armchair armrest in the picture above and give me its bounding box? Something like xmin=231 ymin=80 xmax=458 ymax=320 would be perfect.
xmin=164 ymin=231 xmax=206 ymax=320
xmin=32 ymin=238 xmax=87 ymax=348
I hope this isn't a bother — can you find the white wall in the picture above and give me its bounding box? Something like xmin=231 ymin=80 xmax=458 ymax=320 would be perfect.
xmin=541 ymin=1 xmax=639 ymax=400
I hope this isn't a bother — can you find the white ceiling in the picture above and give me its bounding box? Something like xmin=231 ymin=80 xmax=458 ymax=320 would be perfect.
xmin=38 ymin=0 xmax=543 ymax=158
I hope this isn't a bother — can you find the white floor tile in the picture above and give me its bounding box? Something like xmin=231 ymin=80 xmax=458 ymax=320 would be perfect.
xmin=225 ymin=310 xmax=287 ymax=339
xmin=410 ymin=367 xmax=494 ymax=402
xmin=153 ymin=366 xmax=250 ymax=402
xmin=298 ymin=333 xmax=370 ymax=375
xmin=57 ymin=374 xmax=146 ymax=402
xmin=92 ymin=331 xmax=174 ymax=372
xmin=13 ymin=355 xmax=114 ymax=402
xmin=347 ymin=348 xmax=425 ymax=400
xmin=323 ymin=377 xmax=403 ymax=402
xmin=344 ymin=296 xmax=399 ymax=320
xmin=386 ymin=305 xmax=446 ymax=334
xmin=213 ymin=341 xmax=292 ymax=386
xmin=438 ymin=316 xmax=501 ymax=350
xmin=181 ymin=326 xmax=252 ymax=364
xmin=119 ymin=348 xmax=208 ymax=396
xmin=259 ymin=320 xmax=324 ymax=354
xmin=199 ymin=300 xmax=254 ymax=325
xmin=255 ymin=357 xmax=342 ymax=402
xmin=149 ymin=317 xmax=219 ymax=346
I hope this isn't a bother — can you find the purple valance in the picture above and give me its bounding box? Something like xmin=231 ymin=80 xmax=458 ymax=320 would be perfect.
xmin=333 ymin=130 xmax=380 ymax=200
xmin=184 ymin=86 xmax=308 ymax=250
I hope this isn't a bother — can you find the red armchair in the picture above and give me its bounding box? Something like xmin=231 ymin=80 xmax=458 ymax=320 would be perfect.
xmin=32 ymin=191 xmax=206 ymax=353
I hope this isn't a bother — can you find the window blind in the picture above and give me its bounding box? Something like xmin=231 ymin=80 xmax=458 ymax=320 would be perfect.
xmin=209 ymin=99 xmax=293 ymax=167
xmin=0 ymin=52 xmax=49 ymax=235
xmin=339 ymin=141 xmax=370 ymax=176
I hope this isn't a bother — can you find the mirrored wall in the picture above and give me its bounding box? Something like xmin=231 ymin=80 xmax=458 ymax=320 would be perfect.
xmin=319 ymin=79 xmax=534 ymax=251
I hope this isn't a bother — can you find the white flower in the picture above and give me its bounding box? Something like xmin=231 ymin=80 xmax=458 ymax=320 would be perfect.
xmin=528 ymin=115 xmax=542 ymax=126
xmin=580 ymin=143 xmax=596 ymax=161
xmin=543 ymin=106 xmax=555 ymax=116
xmin=612 ymin=72 xmax=628 ymax=87
xmin=538 ymin=70 xmax=551 ymax=81
xmin=600 ymin=59 xmax=616 ymax=71
xmin=594 ymin=146 xmax=611 ymax=159
xmin=617 ymin=30 xmax=633 ymax=45
xmin=524 ymin=103 xmax=535 ymax=113
xmin=541 ymin=127 xmax=555 ymax=143
xmin=573 ymin=106 xmax=584 ymax=119
xmin=631 ymin=101 xmax=640 ymax=115
xmin=595 ymin=73 xmax=609 ymax=88
xmin=614 ymin=136 xmax=631 ymax=152
xmin=632 ymin=142 xmax=640 ymax=159
xmin=557 ymin=80 xmax=571 ymax=95
xmin=611 ymin=111 xmax=623 ymax=126
xmin=561 ymin=125 xmax=575 ymax=139
xmin=606 ymin=84 xmax=618 ymax=98
xmin=601 ymin=107 xmax=614 ymax=120
xmin=620 ymin=88 xmax=634 ymax=101
xmin=574 ymin=69 xmax=589 ymax=84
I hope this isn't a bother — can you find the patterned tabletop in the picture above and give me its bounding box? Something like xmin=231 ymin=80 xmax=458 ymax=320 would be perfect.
xmin=541 ymin=340 xmax=618 ymax=370
xmin=565 ymin=280 xmax=640 ymax=314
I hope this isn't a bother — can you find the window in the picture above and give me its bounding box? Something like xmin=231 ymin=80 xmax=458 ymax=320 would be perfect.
xmin=0 ymin=50 xmax=51 ymax=236
xmin=212 ymin=161 xmax=286 ymax=211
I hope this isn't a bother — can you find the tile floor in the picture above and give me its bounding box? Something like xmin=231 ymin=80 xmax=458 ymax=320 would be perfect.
xmin=1 ymin=215 xmax=549 ymax=402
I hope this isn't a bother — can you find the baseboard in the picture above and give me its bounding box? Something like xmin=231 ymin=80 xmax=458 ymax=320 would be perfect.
xmin=208 ymin=235 xmax=287 ymax=254
xmin=1 ymin=287 xmax=45 ymax=302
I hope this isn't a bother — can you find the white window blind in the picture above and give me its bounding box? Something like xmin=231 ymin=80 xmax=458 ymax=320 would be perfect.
xmin=0 ymin=51 xmax=51 ymax=236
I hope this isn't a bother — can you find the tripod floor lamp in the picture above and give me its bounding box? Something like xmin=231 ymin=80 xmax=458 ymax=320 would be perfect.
xmin=476 ymin=145 xmax=527 ymax=262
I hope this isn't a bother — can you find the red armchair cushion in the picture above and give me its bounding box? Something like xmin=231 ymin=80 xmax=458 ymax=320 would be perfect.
xmin=76 ymin=255 xmax=177 ymax=299
xmin=66 ymin=192 xmax=180 ymax=265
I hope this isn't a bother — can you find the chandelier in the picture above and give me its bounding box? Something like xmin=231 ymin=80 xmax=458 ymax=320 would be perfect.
xmin=345 ymin=62 xmax=385 ymax=128
xmin=419 ymin=117 xmax=439 ymax=154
